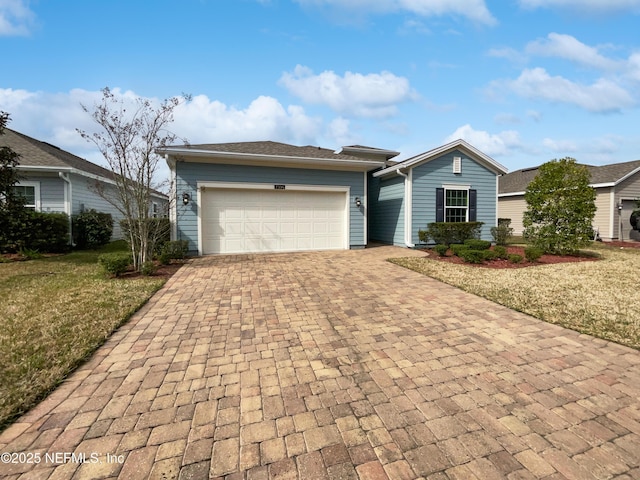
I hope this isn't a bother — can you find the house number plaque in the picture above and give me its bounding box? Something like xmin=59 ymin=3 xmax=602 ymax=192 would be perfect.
xmin=274 ymin=185 xmax=286 ymax=190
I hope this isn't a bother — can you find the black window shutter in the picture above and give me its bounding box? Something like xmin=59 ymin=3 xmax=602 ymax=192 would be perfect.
xmin=436 ymin=188 xmax=444 ymax=222
xmin=469 ymin=189 xmax=477 ymax=221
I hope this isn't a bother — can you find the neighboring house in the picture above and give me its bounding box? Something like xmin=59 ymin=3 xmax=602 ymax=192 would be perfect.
xmin=2 ymin=128 xmax=169 ymax=242
xmin=158 ymin=141 xmax=398 ymax=255
xmin=498 ymin=160 xmax=640 ymax=242
xmin=368 ymin=139 xmax=508 ymax=246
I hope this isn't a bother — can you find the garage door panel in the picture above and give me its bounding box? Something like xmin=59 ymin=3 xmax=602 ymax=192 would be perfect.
xmin=201 ymin=188 xmax=346 ymax=254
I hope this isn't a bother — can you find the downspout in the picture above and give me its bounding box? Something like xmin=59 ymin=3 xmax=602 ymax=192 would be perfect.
xmin=59 ymin=172 xmax=75 ymax=246
xmin=396 ymin=169 xmax=415 ymax=248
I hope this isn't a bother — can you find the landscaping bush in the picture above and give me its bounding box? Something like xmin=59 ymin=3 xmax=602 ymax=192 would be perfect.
xmin=493 ymin=245 xmax=508 ymax=260
xmin=464 ymin=239 xmax=491 ymax=251
xmin=491 ymin=218 xmax=514 ymax=246
xmin=482 ymin=250 xmax=498 ymax=261
xmin=524 ymin=246 xmax=544 ymax=263
xmin=508 ymin=254 xmax=523 ymax=264
xmin=459 ymin=249 xmax=486 ymax=264
xmin=450 ymin=244 xmax=470 ymax=256
xmin=8 ymin=211 xmax=70 ymax=253
xmin=72 ymin=210 xmax=113 ymax=249
xmin=433 ymin=244 xmax=449 ymax=257
xmin=141 ymin=261 xmax=157 ymax=276
xmin=98 ymin=252 xmax=131 ymax=277
xmin=419 ymin=222 xmax=484 ymax=246
xmin=161 ymin=240 xmax=189 ymax=260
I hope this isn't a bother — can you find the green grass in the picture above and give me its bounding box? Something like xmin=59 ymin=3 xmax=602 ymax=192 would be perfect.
xmin=0 ymin=242 xmax=167 ymax=430
xmin=390 ymin=243 xmax=640 ymax=350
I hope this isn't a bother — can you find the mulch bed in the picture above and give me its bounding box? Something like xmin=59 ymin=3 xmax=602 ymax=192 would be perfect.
xmin=118 ymin=260 xmax=187 ymax=279
xmin=422 ymin=246 xmax=600 ymax=269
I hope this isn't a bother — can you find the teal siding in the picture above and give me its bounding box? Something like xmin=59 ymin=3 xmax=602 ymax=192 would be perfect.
xmin=174 ymin=162 xmax=365 ymax=253
xmin=368 ymin=173 xmax=405 ymax=245
xmin=412 ymin=150 xmax=497 ymax=244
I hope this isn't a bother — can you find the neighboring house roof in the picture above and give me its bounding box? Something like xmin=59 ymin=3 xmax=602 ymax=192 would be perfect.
xmin=338 ymin=145 xmax=401 ymax=160
xmin=373 ymin=138 xmax=508 ymax=177
xmin=158 ymin=140 xmax=388 ymax=170
xmin=499 ymin=159 xmax=640 ymax=195
xmin=2 ymin=128 xmax=168 ymax=199
xmin=3 ymin=128 xmax=117 ymax=180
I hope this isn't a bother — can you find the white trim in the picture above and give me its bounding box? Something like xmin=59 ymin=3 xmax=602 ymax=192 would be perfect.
xmin=609 ymin=190 xmax=615 ymax=240
xmin=406 ymin=169 xmax=414 ymax=247
xmin=495 ymin=176 xmax=499 ymax=226
xmin=443 ymin=185 xmax=471 ymax=223
xmin=363 ymin=171 xmax=368 ymax=245
xmin=196 ymin=181 xmax=351 ymax=254
xmin=14 ymin=181 xmax=41 ymax=211
xmin=498 ymin=191 xmax=526 ymax=198
xmin=453 ymin=156 xmax=462 ymax=174
xmin=442 ymin=183 xmax=471 ymax=190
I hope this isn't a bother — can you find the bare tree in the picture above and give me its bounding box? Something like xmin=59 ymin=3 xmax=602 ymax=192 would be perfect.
xmin=78 ymin=87 xmax=185 ymax=271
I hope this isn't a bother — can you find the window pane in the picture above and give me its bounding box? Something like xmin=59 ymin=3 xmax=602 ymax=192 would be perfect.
xmin=445 ymin=189 xmax=467 ymax=207
xmin=445 ymin=208 xmax=467 ymax=223
xmin=12 ymin=186 xmax=35 ymax=206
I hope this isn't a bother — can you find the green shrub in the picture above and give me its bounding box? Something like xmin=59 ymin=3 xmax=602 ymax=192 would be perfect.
xmin=490 ymin=218 xmax=514 ymax=246
xmin=141 ymin=261 xmax=157 ymax=276
xmin=98 ymin=252 xmax=131 ymax=277
xmin=524 ymin=246 xmax=544 ymax=262
xmin=433 ymin=244 xmax=449 ymax=257
xmin=72 ymin=210 xmax=113 ymax=249
xmin=464 ymin=239 xmax=491 ymax=250
xmin=460 ymin=249 xmax=486 ymax=264
xmin=158 ymin=251 xmax=172 ymax=265
xmin=18 ymin=248 xmax=42 ymax=260
xmin=493 ymin=245 xmax=508 ymax=260
xmin=418 ymin=222 xmax=484 ymax=246
xmin=161 ymin=240 xmax=189 ymax=260
xmin=450 ymin=244 xmax=470 ymax=256
xmin=508 ymin=254 xmax=523 ymax=264
xmin=482 ymin=250 xmax=498 ymax=261
xmin=9 ymin=211 xmax=70 ymax=253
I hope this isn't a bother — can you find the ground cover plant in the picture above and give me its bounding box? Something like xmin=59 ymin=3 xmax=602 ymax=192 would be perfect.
xmin=390 ymin=244 xmax=640 ymax=350
xmin=0 ymin=242 xmax=173 ymax=430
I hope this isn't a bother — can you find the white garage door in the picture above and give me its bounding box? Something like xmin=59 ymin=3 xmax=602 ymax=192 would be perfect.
xmin=201 ymin=188 xmax=347 ymax=254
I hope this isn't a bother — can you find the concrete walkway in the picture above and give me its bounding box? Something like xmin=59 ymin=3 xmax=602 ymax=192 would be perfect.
xmin=1 ymin=246 xmax=639 ymax=479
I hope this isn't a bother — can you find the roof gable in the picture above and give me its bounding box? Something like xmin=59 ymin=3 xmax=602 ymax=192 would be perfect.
xmin=373 ymin=139 xmax=508 ymax=177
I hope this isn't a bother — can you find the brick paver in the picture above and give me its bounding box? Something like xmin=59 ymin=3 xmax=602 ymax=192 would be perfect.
xmin=1 ymin=246 xmax=640 ymax=479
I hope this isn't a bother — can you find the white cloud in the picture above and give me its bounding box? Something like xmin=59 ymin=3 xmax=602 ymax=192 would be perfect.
xmin=279 ymin=65 xmax=417 ymax=118
xmin=0 ymin=0 xmax=35 ymax=36
xmin=542 ymin=138 xmax=579 ymax=153
xmin=526 ymin=33 xmax=620 ymax=70
xmin=519 ymin=0 xmax=640 ymax=14
xmin=293 ymin=0 xmax=497 ymax=25
xmin=445 ymin=124 xmax=522 ymax=157
xmin=493 ymin=67 xmax=635 ymax=113
xmin=0 ymin=88 xmax=328 ymax=182
xmin=487 ymin=47 xmax=527 ymax=64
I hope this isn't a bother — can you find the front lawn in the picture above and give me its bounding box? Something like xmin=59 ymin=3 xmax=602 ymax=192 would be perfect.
xmin=390 ymin=244 xmax=640 ymax=350
xmin=0 ymin=244 xmax=170 ymax=430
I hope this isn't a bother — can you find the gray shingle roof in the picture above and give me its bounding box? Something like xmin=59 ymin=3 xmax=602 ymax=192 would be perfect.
xmin=499 ymin=160 xmax=640 ymax=194
xmin=169 ymin=140 xmax=373 ymax=162
xmin=2 ymin=128 xmax=116 ymax=180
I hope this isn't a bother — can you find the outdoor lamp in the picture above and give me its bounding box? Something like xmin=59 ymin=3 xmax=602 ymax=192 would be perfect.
xmin=182 ymin=192 xmax=190 ymax=205
xmin=617 ymin=202 xmax=623 ymax=213
xmin=355 ymin=197 xmax=362 ymax=207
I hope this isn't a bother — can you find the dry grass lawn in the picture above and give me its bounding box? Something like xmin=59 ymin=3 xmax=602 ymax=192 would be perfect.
xmin=0 ymin=248 xmax=167 ymax=430
xmin=390 ymin=244 xmax=640 ymax=350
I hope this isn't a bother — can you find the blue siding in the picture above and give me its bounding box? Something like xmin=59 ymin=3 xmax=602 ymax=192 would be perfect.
xmin=20 ymin=173 xmax=65 ymax=213
xmin=411 ymin=150 xmax=497 ymax=244
xmin=174 ymin=162 xmax=366 ymax=253
xmin=368 ymin=173 xmax=405 ymax=245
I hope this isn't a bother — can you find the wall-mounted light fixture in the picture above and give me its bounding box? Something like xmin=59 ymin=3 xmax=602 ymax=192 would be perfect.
xmin=355 ymin=197 xmax=362 ymax=208
xmin=617 ymin=201 xmax=623 ymax=213
xmin=182 ymin=192 xmax=190 ymax=205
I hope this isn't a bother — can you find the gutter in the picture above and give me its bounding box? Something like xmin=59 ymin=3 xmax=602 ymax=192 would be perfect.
xmin=397 ymin=169 xmax=415 ymax=248
xmin=58 ymin=172 xmax=75 ymax=246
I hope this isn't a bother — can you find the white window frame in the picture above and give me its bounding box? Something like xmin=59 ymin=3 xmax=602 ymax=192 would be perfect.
xmin=443 ymin=184 xmax=470 ymax=223
xmin=13 ymin=181 xmax=41 ymax=211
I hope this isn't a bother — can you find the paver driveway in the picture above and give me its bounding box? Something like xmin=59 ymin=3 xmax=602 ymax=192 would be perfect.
xmin=1 ymin=246 xmax=640 ymax=480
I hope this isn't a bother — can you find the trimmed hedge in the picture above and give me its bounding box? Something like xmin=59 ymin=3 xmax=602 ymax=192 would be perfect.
xmin=493 ymin=245 xmax=508 ymax=260
xmin=524 ymin=246 xmax=544 ymax=263
xmin=5 ymin=211 xmax=70 ymax=253
xmin=72 ymin=210 xmax=113 ymax=249
xmin=433 ymin=244 xmax=449 ymax=257
xmin=450 ymin=244 xmax=470 ymax=256
xmin=98 ymin=252 xmax=132 ymax=277
xmin=459 ymin=249 xmax=486 ymax=264
xmin=464 ymin=239 xmax=491 ymax=251
xmin=419 ymin=222 xmax=484 ymax=247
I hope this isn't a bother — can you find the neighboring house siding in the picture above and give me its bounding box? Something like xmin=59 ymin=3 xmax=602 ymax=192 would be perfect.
xmin=593 ymin=188 xmax=613 ymax=241
xmin=497 ymin=196 xmax=526 ymax=235
xmin=19 ymin=173 xmax=65 ymax=213
xmin=616 ymin=174 xmax=640 ymax=240
xmin=412 ymin=151 xmax=497 ymax=243
xmin=368 ymin=173 xmax=405 ymax=245
xmin=71 ymin=174 xmax=125 ymax=240
xmin=175 ymin=162 xmax=366 ymax=253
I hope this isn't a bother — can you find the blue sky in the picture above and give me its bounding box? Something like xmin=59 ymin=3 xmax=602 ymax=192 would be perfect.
xmin=2 ymin=0 xmax=640 ymax=181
